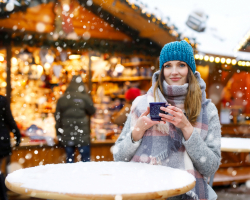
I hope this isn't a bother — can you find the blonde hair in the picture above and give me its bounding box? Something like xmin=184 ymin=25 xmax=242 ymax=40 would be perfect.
xmin=153 ymin=67 xmax=202 ymax=125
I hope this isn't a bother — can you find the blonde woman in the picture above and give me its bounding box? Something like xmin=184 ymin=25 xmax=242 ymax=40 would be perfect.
xmin=113 ymin=40 xmax=221 ymax=200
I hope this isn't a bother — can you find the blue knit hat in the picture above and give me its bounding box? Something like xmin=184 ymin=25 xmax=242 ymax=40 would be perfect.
xmin=159 ymin=40 xmax=196 ymax=73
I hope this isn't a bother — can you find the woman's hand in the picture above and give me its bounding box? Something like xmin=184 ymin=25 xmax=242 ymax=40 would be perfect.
xmin=132 ymin=107 xmax=163 ymax=142
xmin=159 ymin=105 xmax=193 ymax=140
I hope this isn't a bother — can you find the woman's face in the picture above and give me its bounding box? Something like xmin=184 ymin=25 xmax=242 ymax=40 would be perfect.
xmin=163 ymin=60 xmax=189 ymax=85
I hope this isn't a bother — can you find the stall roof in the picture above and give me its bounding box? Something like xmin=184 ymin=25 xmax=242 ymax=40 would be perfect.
xmin=90 ymin=0 xmax=185 ymax=47
xmin=0 ymin=0 xmax=196 ymax=47
xmin=0 ymin=1 xmax=131 ymax=41
xmin=0 ymin=0 xmax=197 ymax=55
xmin=128 ymin=0 xmax=250 ymax=60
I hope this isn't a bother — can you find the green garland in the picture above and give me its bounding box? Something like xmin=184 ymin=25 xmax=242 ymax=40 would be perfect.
xmin=241 ymin=41 xmax=250 ymax=51
xmin=0 ymin=32 xmax=161 ymax=56
xmin=0 ymin=0 xmax=55 ymax=19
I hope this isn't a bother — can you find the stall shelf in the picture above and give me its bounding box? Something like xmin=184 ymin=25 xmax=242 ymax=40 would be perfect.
xmin=0 ymin=138 xmax=115 ymax=174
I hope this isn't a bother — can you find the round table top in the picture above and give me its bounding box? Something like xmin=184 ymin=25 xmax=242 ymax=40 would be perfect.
xmin=221 ymin=137 xmax=250 ymax=152
xmin=6 ymin=162 xmax=196 ymax=200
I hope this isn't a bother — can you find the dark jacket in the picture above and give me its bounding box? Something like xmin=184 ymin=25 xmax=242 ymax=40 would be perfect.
xmin=112 ymin=103 xmax=132 ymax=126
xmin=0 ymin=95 xmax=21 ymax=159
xmin=55 ymin=76 xmax=96 ymax=147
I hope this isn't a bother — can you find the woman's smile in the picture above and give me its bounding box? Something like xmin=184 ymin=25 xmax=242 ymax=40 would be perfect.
xmin=170 ymin=77 xmax=181 ymax=81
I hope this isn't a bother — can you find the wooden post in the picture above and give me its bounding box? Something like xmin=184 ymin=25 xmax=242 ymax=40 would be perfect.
xmin=88 ymin=54 xmax=92 ymax=92
xmin=6 ymin=35 xmax=11 ymax=103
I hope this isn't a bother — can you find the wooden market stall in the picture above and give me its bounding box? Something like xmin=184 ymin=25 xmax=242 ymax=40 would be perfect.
xmin=0 ymin=0 xmax=189 ymax=174
xmin=194 ymin=54 xmax=250 ymax=186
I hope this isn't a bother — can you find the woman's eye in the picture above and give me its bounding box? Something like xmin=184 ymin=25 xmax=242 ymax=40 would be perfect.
xmin=164 ymin=65 xmax=170 ymax=68
xmin=180 ymin=64 xmax=186 ymax=67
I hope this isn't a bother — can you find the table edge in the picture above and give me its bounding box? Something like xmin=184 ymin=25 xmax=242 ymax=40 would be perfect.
xmin=221 ymin=147 xmax=250 ymax=152
xmin=5 ymin=179 xmax=196 ymax=200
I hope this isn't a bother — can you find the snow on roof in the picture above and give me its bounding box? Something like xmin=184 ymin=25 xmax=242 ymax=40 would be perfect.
xmin=128 ymin=0 xmax=250 ymax=59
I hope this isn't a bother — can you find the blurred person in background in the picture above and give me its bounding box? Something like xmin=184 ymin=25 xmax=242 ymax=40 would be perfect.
xmin=0 ymin=95 xmax=21 ymax=200
xmin=112 ymin=88 xmax=141 ymax=126
xmin=55 ymin=75 xmax=96 ymax=163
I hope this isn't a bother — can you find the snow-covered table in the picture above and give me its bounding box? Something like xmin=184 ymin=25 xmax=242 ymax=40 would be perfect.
xmin=209 ymin=137 xmax=250 ymax=186
xmin=221 ymin=137 xmax=250 ymax=152
xmin=5 ymin=162 xmax=196 ymax=200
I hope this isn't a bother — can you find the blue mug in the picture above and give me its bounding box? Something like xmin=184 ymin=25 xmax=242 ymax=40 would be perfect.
xmin=149 ymin=102 xmax=169 ymax=121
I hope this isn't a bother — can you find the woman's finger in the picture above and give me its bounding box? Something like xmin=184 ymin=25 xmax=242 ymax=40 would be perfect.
xmin=140 ymin=107 xmax=150 ymax=117
xmin=168 ymin=106 xmax=182 ymax=113
xmin=160 ymin=114 xmax=176 ymax=122
xmin=160 ymin=106 xmax=181 ymax=117
xmin=152 ymin=120 xmax=160 ymax=125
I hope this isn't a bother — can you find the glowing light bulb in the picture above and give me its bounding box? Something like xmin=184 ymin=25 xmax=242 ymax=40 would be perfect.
xmin=11 ymin=57 xmax=17 ymax=65
xmin=215 ymin=57 xmax=220 ymax=63
xmin=226 ymin=58 xmax=231 ymax=64
xmin=115 ymin=64 xmax=124 ymax=73
xmin=37 ymin=65 xmax=43 ymax=75
xmin=209 ymin=56 xmax=214 ymax=62
xmin=221 ymin=58 xmax=226 ymax=63
xmin=232 ymin=59 xmax=237 ymax=65
xmin=0 ymin=55 xmax=4 ymax=61
xmin=44 ymin=63 xmax=50 ymax=70
xmin=69 ymin=55 xmax=81 ymax=60
xmin=194 ymin=54 xmax=199 ymax=59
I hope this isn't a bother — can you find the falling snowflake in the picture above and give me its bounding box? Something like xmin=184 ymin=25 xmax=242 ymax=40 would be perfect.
xmin=86 ymin=0 xmax=93 ymax=6
xmin=140 ymin=154 xmax=149 ymax=163
xmin=200 ymin=156 xmax=206 ymax=163
xmin=36 ymin=22 xmax=46 ymax=32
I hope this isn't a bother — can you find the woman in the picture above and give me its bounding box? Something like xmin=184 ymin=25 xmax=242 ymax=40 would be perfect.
xmin=113 ymin=40 xmax=221 ymax=200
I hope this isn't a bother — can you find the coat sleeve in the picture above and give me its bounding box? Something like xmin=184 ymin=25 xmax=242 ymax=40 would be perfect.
xmin=54 ymin=100 xmax=62 ymax=136
xmin=84 ymin=94 xmax=96 ymax=116
xmin=113 ymin=114 xmax=142 ymax=162
xmin=182 ymin=102 xmax=221 ymax=177
xmin=3 ymin=97 xmax=21 ymax=145
xmin=112 ymin=106 xmax=130 ymax=126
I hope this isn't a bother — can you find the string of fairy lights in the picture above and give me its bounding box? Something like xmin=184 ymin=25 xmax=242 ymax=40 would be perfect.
xmin=123 ymin=0 xmax=197 ymax=47
xmin=194 ymin=54 xmax=250 ymax=67
xmin=234 ymin=30 xmax=250 ymax=52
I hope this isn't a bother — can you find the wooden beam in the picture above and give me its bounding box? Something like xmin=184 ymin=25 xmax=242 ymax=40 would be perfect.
xmin=72 ymin=21 xmax=115 ymax=31
xmin=6 ymin=35 xmax=11 ymax=103
xmin=74 ymin=28 xmax=131 ymax=40
xmin=140 ymin=30 xmax=160 ymax=38
xmin=0 ymin=19 xmax=54 ymax=33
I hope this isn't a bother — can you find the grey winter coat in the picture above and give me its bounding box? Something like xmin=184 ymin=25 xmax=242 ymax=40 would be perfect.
xmin=113 ymin=102 xmax=221 ymax=200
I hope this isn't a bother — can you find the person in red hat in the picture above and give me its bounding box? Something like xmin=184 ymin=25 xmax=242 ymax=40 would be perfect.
xmin=112 ymin=88 xmax=141 ymax=126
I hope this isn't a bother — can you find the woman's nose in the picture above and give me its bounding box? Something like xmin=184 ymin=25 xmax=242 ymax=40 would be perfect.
xmin=171 ymin=66 xmax=178 ymax=74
